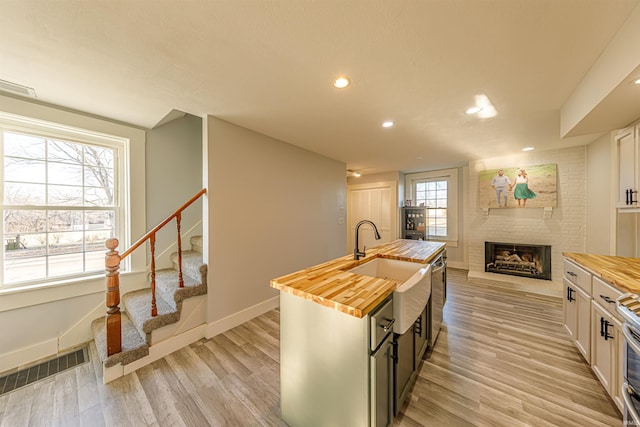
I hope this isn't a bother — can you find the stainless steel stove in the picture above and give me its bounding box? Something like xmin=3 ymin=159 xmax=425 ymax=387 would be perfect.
xmin=616 ymin=293 xmax=640 ymax=425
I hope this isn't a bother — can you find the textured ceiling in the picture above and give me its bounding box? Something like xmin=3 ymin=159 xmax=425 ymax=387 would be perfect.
xmin=1 ymin=0 xmax=639 ymax=175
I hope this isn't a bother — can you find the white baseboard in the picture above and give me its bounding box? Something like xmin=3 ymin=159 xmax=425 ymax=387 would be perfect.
xmin=150 ymin=295 xmax=207 ymax=345
xmin=124 ymin=324 xmax=207 ymax=375
xmin=0 ymin=338 xmax=58 ymax=374
xmin=104 ymin=323 xmax=208 ymax=384
xmin=205 ymin=296 xmax=279 ymax=339
xmin=446 ymin=260 xmax=467 ymax=270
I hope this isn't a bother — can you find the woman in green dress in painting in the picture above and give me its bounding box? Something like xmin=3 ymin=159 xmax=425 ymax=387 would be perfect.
xmin=510 ymin=168 xmax=536 ymax=207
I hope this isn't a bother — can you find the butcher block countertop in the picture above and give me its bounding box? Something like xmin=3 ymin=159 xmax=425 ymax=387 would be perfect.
xmin=271 ymin=239 xmax=446 ymax=318
xmin=563 ymin=252 xmax=640 ymax=294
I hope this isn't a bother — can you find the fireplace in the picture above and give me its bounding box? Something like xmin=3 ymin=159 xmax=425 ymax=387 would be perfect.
xmin=485 ymin=242 xmax=551 ymax=280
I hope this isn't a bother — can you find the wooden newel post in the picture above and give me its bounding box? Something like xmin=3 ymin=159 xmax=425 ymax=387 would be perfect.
xmin=105 ymin=238 xmax=122 ymax=356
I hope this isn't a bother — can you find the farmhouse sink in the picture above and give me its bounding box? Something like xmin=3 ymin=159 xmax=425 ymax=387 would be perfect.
xmin=347 ymin=257 xmax=423 ymax=281
xmin=347 ymin=257 xmax=432 ymax=334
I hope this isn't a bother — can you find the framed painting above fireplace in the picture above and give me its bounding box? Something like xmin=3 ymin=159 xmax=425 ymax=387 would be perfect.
xmin=478 ymin=163 xmax=557 ymax=209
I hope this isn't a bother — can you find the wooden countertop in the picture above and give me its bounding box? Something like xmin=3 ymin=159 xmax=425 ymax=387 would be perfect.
xmin=563 ymin=252 xmax=640 ymax=294
xmin=271 ymin=239 xmax=446 ymax=318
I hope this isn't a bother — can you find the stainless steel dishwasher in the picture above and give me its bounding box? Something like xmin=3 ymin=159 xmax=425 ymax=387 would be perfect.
xmin=429 ymin=251 xmax=447 ymax=347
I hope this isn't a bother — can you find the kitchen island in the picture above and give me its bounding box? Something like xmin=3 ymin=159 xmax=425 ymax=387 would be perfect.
xmin=271 ymin=239 xmax=445 ymax=427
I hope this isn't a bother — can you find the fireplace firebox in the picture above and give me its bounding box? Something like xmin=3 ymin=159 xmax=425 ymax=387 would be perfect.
xmin=485 ymin=242 xmax=551 ymax=280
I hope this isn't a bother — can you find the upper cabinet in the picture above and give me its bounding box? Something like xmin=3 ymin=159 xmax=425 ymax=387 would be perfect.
xmin=615 ymin=122 xmax=640 ymax=210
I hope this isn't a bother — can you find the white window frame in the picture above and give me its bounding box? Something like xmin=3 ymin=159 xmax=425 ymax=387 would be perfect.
xmin=0 ymin=114 xmax=127 ymax=287
xmin=405 ymin=168 xmax=458 ymax=246
xmin=0 ymin=94 xmax=146 ymax=310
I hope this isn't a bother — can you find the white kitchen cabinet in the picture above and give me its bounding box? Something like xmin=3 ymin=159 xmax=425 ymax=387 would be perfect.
xmin=563 ymin=279 xmax=592 ymax=363
xmin=564 ymin=257 xmax=624 ymax=413
xmin=615 ymin=123 xmax=640 ymax=209
xmin=591 ymin=301 xmax=617 ymax=393
xmin=613 ymin=314 xmax=624 ymax=412
xmin=590 ymin=276 xmax=624 ymax=412
xmin=563 ymin=260 xmax=592 ymax=363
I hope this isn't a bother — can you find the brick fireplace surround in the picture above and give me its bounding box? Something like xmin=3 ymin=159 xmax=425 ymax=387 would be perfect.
xmin=467 ymin=146 xmax=586 ymax=296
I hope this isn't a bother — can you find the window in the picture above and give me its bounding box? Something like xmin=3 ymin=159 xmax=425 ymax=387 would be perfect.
xmin=415 ymin=180 xmax=448 ymax=237
xmin=405 ymin=168 xmax=458 ymax=244
xmin=1 ymin=115 xmax=127 ymax=287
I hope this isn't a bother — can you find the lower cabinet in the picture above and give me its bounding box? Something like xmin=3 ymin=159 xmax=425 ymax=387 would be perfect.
xmin=590 ymin=301 xmax=624 ymax=410
xmin=591 ymin=301 xmax=618 ymax=393
xmin=563 ymin=258 xmax=624 ymax=414
xmin=563 ymin=279 xmax=591 ymax=363
xmin=614 ymin=314 xmax=625 ymax=411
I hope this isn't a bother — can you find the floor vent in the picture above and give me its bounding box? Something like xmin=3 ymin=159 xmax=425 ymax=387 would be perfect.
xmin=0 ymin=347 xmax=89 ymax=396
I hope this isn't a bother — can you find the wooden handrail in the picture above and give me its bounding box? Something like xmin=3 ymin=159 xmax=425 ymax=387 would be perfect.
xmin=103 ymin=188 xmax=206 ymax=356
xmin=121 ymin=188 xmax=207 ymax=260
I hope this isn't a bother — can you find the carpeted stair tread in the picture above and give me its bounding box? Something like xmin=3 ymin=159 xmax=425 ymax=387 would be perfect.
xmin=122 ymin=289 xmax=179 ymax=343
xmin=91 ymin=313 xmax=149 ymax=367
xmin=170 ymin=250 xmax=205 ymax=283
xmin=155 ymin=266 xmax=208 ymax=308
xmin=190 ymin=235 xmax=202 ymax=253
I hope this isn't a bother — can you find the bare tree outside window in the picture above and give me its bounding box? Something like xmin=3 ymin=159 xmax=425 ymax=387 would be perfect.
xmin=2 ymin=130 xmax=116 ymax=285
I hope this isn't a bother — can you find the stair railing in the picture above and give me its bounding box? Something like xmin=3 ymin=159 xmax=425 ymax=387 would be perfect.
xmin=103 ymin=188 xmax=206 ymax=356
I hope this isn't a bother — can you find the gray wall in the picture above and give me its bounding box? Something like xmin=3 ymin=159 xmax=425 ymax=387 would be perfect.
xmin=205 ymin=117 xmax=347 ymax=324
xmin=146 ymin=114 xmax=203 ymax=267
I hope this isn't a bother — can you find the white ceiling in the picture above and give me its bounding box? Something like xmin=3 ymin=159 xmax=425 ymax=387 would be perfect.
xmin=1 ymin=0 xmax=640 ymax=175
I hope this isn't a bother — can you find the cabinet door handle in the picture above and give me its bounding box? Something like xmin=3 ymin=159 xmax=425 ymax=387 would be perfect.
xmin=414 ymin=316 xmax=422 ymax=335
xmin=599 ymin=294 xmax=615 ymax=304
xmin=381 ymin=318 xmax=395 ymax=333
xmin=603 ymin=319 xmax=614 ymax=341
xmin=566 ymin=271 xmax=577 ymax=277
xmin=627 ymin=189 xmax=630 ymax=205
xmin=567 ymin=286 xmax=575 ymax=302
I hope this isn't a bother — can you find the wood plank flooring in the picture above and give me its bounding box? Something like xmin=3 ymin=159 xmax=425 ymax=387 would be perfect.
xmin=0 ymin=269 xmax=622 ymax=426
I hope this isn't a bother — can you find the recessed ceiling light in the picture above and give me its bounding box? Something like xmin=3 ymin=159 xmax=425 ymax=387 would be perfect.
xmin=635 ymin=78 xmax=640 ymax=85
xmin=466 ymin=94 xmax=498 ymax=118
xmin=333 ymin=76 xmax=351 ymax=89
xmin=522 ymin=146 xmax=535 ymax=152
xmin=382 ymin=121 xmax=394 ymax=128
xmin=465 ymin=106 xmax=483 ymax=115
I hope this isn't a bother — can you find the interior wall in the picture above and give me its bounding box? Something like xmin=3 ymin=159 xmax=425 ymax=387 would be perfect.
xmin=467 ymin=146 xmax=586 ymax=296
xmin=586 ymin=132 xmax=614 ymax=255
xmin=146 ymin=114 xmax=203 ymax=268
xmin=205 ymin=117 xmax=347 ymax=327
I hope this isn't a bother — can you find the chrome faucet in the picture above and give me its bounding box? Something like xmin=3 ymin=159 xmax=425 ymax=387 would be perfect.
xmin=354 ymin=220 xmax=381 ymax=260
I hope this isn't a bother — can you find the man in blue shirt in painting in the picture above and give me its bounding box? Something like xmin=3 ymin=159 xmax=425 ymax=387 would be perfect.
xmin=491 ymin=169 xmax=511 ymax=207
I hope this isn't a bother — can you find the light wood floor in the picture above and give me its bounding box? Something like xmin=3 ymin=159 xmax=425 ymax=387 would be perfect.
xmin=0 ymin=269 xmax=622 ymax=426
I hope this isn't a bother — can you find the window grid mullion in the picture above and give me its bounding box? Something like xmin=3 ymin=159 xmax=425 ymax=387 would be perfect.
xmin=2 ymin=125 xmax=119 ymax=287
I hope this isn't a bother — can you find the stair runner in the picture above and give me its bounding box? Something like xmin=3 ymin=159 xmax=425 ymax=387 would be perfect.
xmin=92 ymin=235 xmax=207 ymax=368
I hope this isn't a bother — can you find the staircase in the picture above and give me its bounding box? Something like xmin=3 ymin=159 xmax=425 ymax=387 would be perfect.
xmin=91 ymin=235 xmax=207 ymax=382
